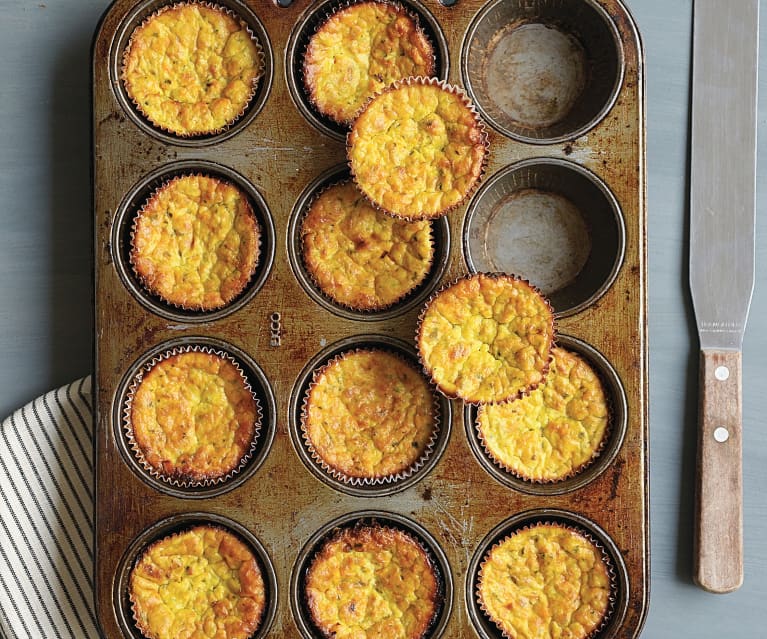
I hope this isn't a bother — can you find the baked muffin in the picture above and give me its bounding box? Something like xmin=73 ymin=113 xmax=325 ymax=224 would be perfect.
xmin=477 ymin=523 xmax=612 ymax=639
xmin=476 ymin=347 xmax=609 ymax=482
xmin=303 ymin=1 xmax=435 ymax=125
xmin=129 ymin=525 xmax=266 ymax=639
xmin=128 ymin=348 xmax=260 ymax=484
xmin=122 ymin=2 xmax=263 ymax=136
xmin=130 ymin=174 xmax=260 ymax=311
xmin=302 ymin=349 xmax=436 ymax=482
xmin=348 ymin=77 xmax=487 ymax=220
xmin=417 ymin=273 xmax=555 ymax=404
xmin=301 ymin=180 xmax=434 ymax=310
xmin=305 ymin=523 xmax=439 ymax=639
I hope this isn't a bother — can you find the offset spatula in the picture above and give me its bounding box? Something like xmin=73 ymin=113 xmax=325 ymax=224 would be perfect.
xmin=690 ymin=0 xmax=759 ymax=593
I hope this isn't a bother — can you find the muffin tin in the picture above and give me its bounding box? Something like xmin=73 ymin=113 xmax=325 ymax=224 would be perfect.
xmin=93 ymin=1 xmax=647 ymax=637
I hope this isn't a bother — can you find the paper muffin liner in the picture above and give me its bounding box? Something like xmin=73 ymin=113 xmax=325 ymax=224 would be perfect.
xmin=128 ymin=172 xmax=262 ymax=312
xmin=123 ymin=344 xmax=263 ymax=488
xmin=303 ymin=519 xmax=443 ymax=639
xmin=120 ymin=1 xmax=265 ymax=138
xmin=476 ymin=521 xmax=617 ymax=639
xmin=474 ymin=350 xmax=614 ymax=484
xmin=301 ymin=0 xmax=437 ymax=127
xmin=299 ymin=347 xmax=441 ymax=486
xmin=416 ymin=272 xmax=555 ymax=405
xmin=299 ymin=178 xmax=436 ymax=312
xmin=129 ymin=523 xmax=267 ymax=638
xmin=347 ymin=75 xmax=490 ymax=221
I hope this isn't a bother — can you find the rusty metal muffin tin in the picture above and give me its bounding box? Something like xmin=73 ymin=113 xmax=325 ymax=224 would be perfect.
xmin=93 ymin=0 xmax=647 ymax=637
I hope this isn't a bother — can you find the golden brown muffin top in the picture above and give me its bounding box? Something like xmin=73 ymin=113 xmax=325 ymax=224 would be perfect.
xmin=303 ymin=349 xmax=436 ymax=480
xmin=129 ymin=525 xmax=266 ymax=639
xmin=122 ymin=2 xmax=262 ymax=136
xmin=301 ymin=180 xmax=434 ymax=310
xmin=348 ymin=79 xmax=487 ymax=219
xmin=130 ymin=174 xmax=260 ymax=311
xmin=417 ymin=273 xmax=554 ymax=404
xmin=478 ymin=523 xmax=611 ymax=639
xmin=303 ymin=1 xmax=435 ymax=124
xmin=306 ymin=524 xmax=438 ymax=639
xmin=130 ymin=350 xmax=259 ymax=482
xmin=477 ymin=347 xmax=609 ymax=482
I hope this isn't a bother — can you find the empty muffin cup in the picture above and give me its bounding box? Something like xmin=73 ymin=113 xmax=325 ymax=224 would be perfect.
xmin=461 ymin=0 xmax=623 ymax=143
xmin=463 ymin=158 xmax=624 ymax=317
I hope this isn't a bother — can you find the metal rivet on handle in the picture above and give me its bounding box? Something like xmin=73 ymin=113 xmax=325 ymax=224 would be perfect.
xmin=714 ymin=366 xmax=730 ymax=381
xmin=713 ymin=427 xmax=730 ymax=443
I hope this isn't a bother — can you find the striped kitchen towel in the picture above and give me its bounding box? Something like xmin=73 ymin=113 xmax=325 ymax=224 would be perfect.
xmin=0 ymin=377 xmax=100 ymax=639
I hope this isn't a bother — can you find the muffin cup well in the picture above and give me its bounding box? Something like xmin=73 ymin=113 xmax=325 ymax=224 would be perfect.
xmin=461 ymin=0 xmax=624 ymax=143
xmin=114 ymin=512 xmax=277 ymax=639
xmin=289 ymin=335 xmax=451 ymax=497
xmin=416 ymin=272 xmax=555 ymax=405
xmin=348 ymin=76 xmax=489 ymax=221
xmin=468 ymin=334 xmax=626 ymax=494
xmin=129 ymin=173 xmax=261 ymax=312
xmin=112 ymin=0 xmax=273 ymax=145
xmin=467 ymin=510 xmax=628 ymax=639
xmin=285 ymin=0 xmax=449 ymax=141
xmin=287 ymin=164 xmax=450 ymax=321
xmin=115 ymin=337 xmax=276 ymax=498
xmin=112 ymin=161 xmax=275 ymax=323
xmin=290 ymin=511 xmax=452 ymax=639
xmin=462 ymin=158 xmax=625 ymax=318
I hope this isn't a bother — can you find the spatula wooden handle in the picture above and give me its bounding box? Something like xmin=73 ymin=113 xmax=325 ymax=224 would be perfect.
xmin=694 ymin=349 xmax=743 ymax=593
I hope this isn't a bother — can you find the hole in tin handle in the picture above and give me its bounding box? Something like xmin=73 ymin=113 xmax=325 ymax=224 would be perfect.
xmin=275 ymin=0 xmax=292 ymax=6
xmin=439 ymin=0 xmax=457 ymax=5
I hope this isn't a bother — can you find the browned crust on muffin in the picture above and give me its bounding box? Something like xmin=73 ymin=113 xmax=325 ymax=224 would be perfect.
xmin=303 ymin=1 xmax=435 ymax=125
xmin=301 ymin=348 xmax=438 ymax=482
xmin=416 ymin=272 xmax=555 ymax=404
xmin=300 ymin=180 xmax=434 ymax=310
xmin=305 ymin=523 xmax=439 ymax=639
xmin=127 ymin=347 xmax=260 ymax=484
xmin=129 ymin=524 xmax=266 ymax=639
xmin=130 ymin=174 xmax=260 ymax=311
xmin=348 ymin=77 xmax=488 ymax=220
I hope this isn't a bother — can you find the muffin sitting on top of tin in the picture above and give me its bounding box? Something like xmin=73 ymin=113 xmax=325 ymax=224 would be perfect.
xmin=476 ymin=346 xmax=610 ymax=482
xmin=126 ymin=347 xmax=261 ymax=485
xmin=477 ymin=522 xmax=613 ymax=639
xmin=303 ymin=0 xmax=436 ymax=125
xmin=348 ymin=77 xmax=487 ymax=220
xmin=129 ymin=524 xmax=266 ymax=639
xmin=417 ymin=273 xmax=555 ymax=404
xmin=301 ymin=180 xmax=434 ymax=311
xmin=122 ymin=2 xmax=263 ymax=136
xmin=305 ymin=523 xmax=439 ymax=639
xmin=130 ymin=174 xmax=260 ymax=312
xmin=302 ymin=349 xmax=437 ymax=483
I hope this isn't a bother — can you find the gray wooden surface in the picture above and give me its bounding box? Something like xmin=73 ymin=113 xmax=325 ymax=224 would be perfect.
xmin=0 ymin=0 xmax=765 ymax=637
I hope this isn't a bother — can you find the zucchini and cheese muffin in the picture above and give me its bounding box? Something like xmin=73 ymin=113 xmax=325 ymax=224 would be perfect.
xmin=417 ymin=273 xmax=555 ymax=404
xmin=348 ymin=77 xmax=487 ymax=220
xmin=305 ymin=524 xmax=439 ymax=639
xmin=476 ymin=347 xmax=609 ymax=482
xmin=302 ymin=349 xmax=437 ymax=483
xmin=477 ymin=523 xmax=612 ymax=639
xmin=130 ymin=174 xmax=260 ymax=311
xmin=129 ymin=525 xmax=266 ymax=639
xmin=122 ymin=2 xmax=263 ymax=136
xmin=301 ymin=180 xmax=434 ymax=310
xmin=303 ymin=1 xmax=435 ymax=125
xmin=128 ymin=348 xmax=260 ymax=484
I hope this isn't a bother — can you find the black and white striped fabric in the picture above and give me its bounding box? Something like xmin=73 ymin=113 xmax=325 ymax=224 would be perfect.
xmin=0 ymin=377 xmax=99 ymax=639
